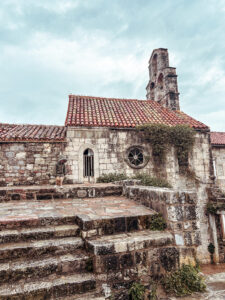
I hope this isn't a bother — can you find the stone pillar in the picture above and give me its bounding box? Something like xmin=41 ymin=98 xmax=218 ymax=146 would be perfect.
xmin=209 ymin=214 xmax=220 ymax=263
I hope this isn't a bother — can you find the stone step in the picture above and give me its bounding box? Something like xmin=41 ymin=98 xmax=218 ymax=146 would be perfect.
xmin=0 ymin=251 xmax=91 ymax=284
xmin=87 ymin=230 xmax=174 ymax=256
xmin=87 ymin=230 xmax=174 ymax=274
xmin=77 ymin=209 xmax=157 ymax=238
xmin=0 ymin=214 xmax=77 ymax=231
xmin=0 ymin=273 xmax=96 ymax=299
xmin=0 ymin=224 xmax=80 ymax=244
xmin=0 ymin=237 xmax=83 ymax=262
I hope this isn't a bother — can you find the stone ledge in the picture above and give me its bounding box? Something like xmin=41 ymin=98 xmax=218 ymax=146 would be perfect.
xmin=87 ymin=230 xmax=174 ymax=255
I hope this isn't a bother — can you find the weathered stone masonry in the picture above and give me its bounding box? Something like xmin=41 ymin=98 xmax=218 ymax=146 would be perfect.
xmin=0 ymin=142 xmax=66 ymax=186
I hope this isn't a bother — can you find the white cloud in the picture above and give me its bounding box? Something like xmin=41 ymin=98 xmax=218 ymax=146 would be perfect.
xmin=1 ymin=30 xmax=158 ymax=92
xmin=198 ymin=110 xmax=225 ymax=132
xmin=35 ymin=0 xmax=81 ymax=14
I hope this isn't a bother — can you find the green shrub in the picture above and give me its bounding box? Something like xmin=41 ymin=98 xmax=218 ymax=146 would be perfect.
xmin=128 ymin=282 xmax=145 ymax=300
xmin=162 ymin=264 xmax=206 ymax=296
xmin=96 ymin=173 xmax=128 ymax=183
xmin=149 ymin=213 xmax=167 ymax=231
xmin=133 ymin=173 xmax=171 ymax=188
xmin=148 ymin=280 xmax=158 ymax=300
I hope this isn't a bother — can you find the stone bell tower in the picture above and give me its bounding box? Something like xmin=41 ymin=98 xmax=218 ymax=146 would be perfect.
xmin=146 ymin=48 xmax=180 ymax=110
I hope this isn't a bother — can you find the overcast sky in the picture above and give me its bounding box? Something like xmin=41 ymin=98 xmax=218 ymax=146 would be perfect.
xmin=0 ymin=0 xmax=225 ymax=131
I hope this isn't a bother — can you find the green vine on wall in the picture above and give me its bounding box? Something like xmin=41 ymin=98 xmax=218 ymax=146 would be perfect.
xmin=136 ymin=124 xmax=195 ymax=171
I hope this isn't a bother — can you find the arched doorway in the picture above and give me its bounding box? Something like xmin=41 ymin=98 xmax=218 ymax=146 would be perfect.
xmin=83 ymin=148 xmax=94 ymax=179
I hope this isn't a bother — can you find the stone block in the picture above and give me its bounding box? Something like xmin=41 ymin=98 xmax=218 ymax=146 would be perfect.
xmin=174 ymin=234 xmax=184 ymax=246
xmin=184 ymin=205 xmax=196 ymax=220
xmin=16 ymin=152 xmax=26 ymax=160
xmin=77 ymin=190 xmax=87 ymax=198
xmin=5 ymin=152 xmax=15 ymax=158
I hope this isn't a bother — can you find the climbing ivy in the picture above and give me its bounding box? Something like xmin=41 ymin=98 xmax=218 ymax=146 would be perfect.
xmin=137 ymin=124 xmax=171 ymax=162
xmin=170 ymin=125 xmax=195 ymax=167
xmin=136 ymin=124 xmax=195 ymax=169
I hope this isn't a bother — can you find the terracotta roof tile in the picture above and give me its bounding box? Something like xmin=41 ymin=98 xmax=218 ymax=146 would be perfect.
xmin=210 ymin=132 xmax=225 ymax=146
xmin=0 ymin=123 xmax=66 ymax=142
xmin=65 ymin=95 xmax=209 ymax=130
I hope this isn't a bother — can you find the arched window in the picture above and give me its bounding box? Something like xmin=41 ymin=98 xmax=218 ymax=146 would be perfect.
xmin=158 ymin=73 xmax=164 ymax=90
xmin=83 ymin=148 xmax=94 ymax=177
xmin=150 ymin=82 xmax=155 ymax=100
xmin=152 ymin=54 xmax=158 ymax=76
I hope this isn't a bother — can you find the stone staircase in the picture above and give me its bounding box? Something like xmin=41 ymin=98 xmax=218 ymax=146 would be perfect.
xmin=0 ymin=187 xmax=175 ymax=299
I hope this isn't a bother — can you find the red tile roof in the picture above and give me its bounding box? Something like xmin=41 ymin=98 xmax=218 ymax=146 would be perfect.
xmin=0 ymin=123 xmax=66 ymax=142
xmin=65 ymin=95 xmax=209 ymax=130
xmin=210 ymin=132 xmax=225 ymax=146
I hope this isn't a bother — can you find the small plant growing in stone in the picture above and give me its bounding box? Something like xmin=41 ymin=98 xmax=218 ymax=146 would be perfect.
xmin=128 ymin=282 xmax=145 ymax=300
xmin=97 ymin=173 xmax=128 ymax=183
xmin=133 ymin=173 xmax=171 ymax=188
xmin=149 ymin=213 xmax=167 ymax=231
xmin=162 ymin=263 xmax=206 ymax=296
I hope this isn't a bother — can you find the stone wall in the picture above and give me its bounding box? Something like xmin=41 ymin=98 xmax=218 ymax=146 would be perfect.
xmin=123 ymin=184 xmax=210 ymax=263
xmin=212 ymin=147 xmax=225 ymax=191
xmin=0 ymin=142 xmax=65 ymax=186
xmin=65 ymin=127 xmax=211 ymax=188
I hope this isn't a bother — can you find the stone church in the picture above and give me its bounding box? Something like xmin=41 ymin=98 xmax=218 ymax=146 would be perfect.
xmin=0 ymin=48 xmax=224 ymax=298
xmin=0 ymin=48 xmax=214 ymax=188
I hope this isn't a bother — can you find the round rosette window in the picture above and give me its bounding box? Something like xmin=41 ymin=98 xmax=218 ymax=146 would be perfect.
xmin=125 ymin=146 xmax=149 ymax=169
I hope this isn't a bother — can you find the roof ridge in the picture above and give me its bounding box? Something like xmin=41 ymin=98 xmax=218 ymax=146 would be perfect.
xmin=0 ymin=123 xmax=65 ymax=128
xmin=211 ymin=131 xmax=225 ymax=134
xmin=69 ymin=94 xmax=149 ymax=102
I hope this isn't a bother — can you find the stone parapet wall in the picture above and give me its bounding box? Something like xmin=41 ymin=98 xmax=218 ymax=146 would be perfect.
xmin=0 ymin=184 xmax=122 ymax=202
xmin=0 ymin=142 xmax=65 ymax=187
xmin=124 ymin=184 xmax=210 ymax=263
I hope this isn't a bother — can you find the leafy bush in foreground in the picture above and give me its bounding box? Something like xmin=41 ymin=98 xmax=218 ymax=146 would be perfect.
xmin=162 ymin=264 xmax=206 ymax=296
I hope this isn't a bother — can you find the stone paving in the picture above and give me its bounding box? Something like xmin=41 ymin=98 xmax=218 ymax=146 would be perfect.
xmin=0 ymin=196 xmax=155 ymax=227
